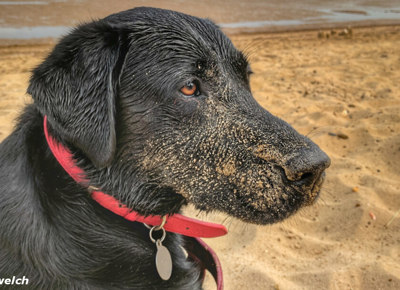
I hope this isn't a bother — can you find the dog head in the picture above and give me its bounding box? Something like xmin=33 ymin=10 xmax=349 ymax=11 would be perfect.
xmin=29 ymin=7 xmax=330 ymax=224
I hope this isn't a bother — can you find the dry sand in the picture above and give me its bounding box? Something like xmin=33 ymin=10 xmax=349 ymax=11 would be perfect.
xmin=0 ymin=26 xmax=399 ymax=290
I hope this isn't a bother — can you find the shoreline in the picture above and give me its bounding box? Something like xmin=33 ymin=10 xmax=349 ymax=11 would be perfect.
xmin=223 ymin=18 xmax=400 ymax=35
xmin=1 ymin=22 xmax=400 ymax=46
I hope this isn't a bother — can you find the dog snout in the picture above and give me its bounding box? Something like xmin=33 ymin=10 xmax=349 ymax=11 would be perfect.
xmin=283 ymin=150 xmax=331 ymax=189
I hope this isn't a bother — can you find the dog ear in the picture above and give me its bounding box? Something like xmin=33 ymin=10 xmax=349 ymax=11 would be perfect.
xmin=28 ymin=21 xmax=128 ymax=168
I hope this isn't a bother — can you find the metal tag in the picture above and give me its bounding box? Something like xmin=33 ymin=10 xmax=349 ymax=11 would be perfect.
xmin=155 ymin=240 xmax=172 ymax=280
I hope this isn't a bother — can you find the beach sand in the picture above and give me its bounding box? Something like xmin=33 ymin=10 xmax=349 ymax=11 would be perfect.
xmin=0 ymin=25 xmax=399 ymax=289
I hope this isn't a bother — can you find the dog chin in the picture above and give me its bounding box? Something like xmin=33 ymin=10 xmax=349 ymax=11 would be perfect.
xmin=229 ymin=188 xmax=321 ymax=225
xmin=242 ymin=207 xmax=302 ymax=225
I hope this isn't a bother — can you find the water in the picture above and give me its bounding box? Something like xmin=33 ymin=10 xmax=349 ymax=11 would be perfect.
xmin=0 ymin=26 xmax=70 ymax=39
xmin=0 ymin=1 xmax=399 ymax=40
xmin=0 ymin=0 xmax=66 ymax=4
xmin=220 ymin=7 xmax=400 ymax=29
xmin=0 ymin=1 xmax=49 ymax=5
xmin=319 ymin=8 xmax=400 ymax=23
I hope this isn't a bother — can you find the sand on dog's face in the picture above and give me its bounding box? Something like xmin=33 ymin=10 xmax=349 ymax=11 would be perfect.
xmin=1 ymin=25 xmax=400 ymax=290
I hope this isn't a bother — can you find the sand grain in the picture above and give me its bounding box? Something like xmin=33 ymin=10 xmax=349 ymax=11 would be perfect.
xmin=0 ymin=26 xmax=399 ymax=290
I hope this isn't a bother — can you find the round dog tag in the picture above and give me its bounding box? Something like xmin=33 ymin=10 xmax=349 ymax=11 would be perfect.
xmin=155 ymin=240 xmax=172 ymax=280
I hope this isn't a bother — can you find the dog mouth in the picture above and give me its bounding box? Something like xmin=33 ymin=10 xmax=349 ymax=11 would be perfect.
xmin=287 ymin=170 xmax=326 ymax=205
xmin=179 ymin=156 xmax=329 ymax=225
xmin=218 ymin=169 xmax=327 ymax=225
xmin=307 ymin=171 xmax=326 ymax=203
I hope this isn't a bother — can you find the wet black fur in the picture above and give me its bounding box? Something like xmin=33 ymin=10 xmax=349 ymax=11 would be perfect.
xmin=0 ymin=7 xmax=330 ymax=289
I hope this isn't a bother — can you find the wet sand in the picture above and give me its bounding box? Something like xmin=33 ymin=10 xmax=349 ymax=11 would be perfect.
xmin=1 ymin=24 xmax=399 ymax=289
xmin=1 ymin=0 xmax=400 ymax=44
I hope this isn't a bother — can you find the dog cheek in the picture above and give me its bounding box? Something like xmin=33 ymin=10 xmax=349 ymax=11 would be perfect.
xmin=139 ymin=139 xmax=192 ymax=199
xmin=172 ymin=96 xmax=202 ymax=117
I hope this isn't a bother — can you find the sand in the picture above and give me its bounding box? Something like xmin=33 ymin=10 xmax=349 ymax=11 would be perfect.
xmin=0 ymin=25 xmax=399 ymax=290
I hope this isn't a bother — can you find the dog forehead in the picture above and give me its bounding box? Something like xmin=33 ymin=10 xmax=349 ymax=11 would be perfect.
xmin=109 ymin=7 xmax=242 ymax=62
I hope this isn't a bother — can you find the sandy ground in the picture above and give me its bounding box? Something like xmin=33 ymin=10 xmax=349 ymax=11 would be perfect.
xmin=0 ymin=26 xmax=399 ymax=289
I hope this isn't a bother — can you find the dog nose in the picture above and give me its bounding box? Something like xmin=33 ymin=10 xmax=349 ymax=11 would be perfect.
xmin=283 ymin=150 xmax=331 ymax=188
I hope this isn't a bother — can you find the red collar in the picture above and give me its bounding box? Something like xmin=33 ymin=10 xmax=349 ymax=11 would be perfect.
xmin=43 ymin=116 xmax=227 ymax=239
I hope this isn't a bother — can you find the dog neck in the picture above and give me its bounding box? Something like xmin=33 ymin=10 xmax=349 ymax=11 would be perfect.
xmin=43 ymin=115 xmax=225 ymax=289
xmin=43 ymin=115 xmax=227 ymax=238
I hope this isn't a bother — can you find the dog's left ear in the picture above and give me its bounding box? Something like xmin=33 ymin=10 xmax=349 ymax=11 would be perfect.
xmin=28 ymin=21 xmax=128 ymax=168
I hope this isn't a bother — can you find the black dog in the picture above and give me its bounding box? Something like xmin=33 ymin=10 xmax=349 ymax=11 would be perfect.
xmin=0 ymin=7 xmax=330 ymax=289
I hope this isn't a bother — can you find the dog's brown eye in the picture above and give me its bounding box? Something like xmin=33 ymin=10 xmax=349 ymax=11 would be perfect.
xmin=180 ymin=82 xmax=198 ymax=96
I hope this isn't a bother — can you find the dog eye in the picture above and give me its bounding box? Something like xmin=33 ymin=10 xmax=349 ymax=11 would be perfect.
xmin=180 ymin=81 xmax=200 ymax=97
